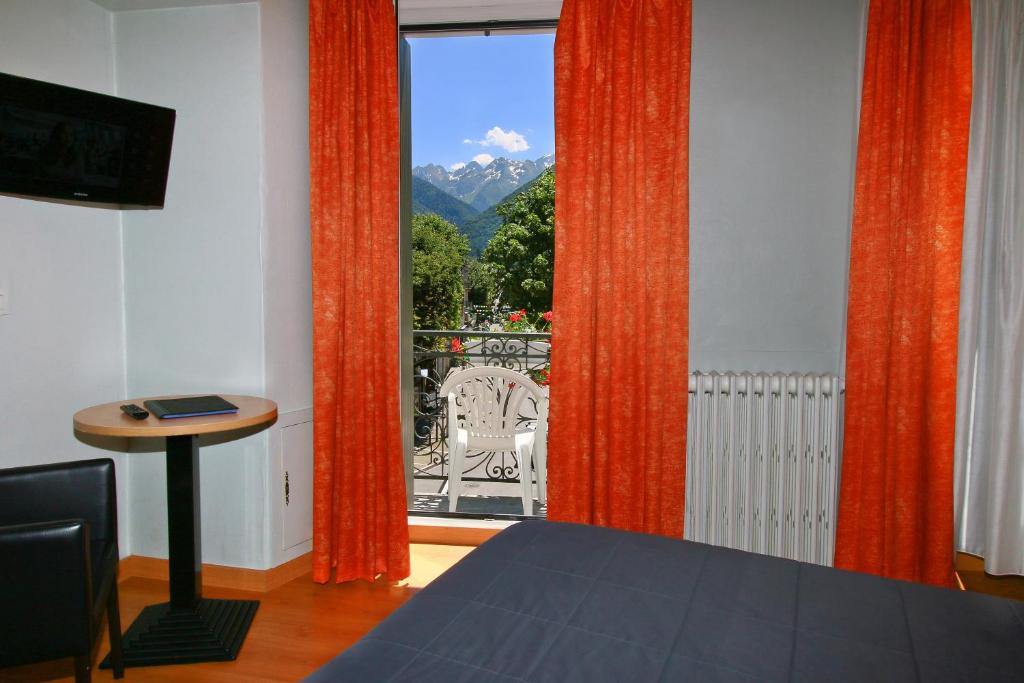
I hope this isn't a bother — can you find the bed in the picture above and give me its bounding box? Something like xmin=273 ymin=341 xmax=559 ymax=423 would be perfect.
xmin=304 ymin=520 xmax=1024 ymax=682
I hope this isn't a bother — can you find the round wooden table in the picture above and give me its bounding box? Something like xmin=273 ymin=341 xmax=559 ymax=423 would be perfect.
xmin=74 ymin=395 xmax=277 ymax=669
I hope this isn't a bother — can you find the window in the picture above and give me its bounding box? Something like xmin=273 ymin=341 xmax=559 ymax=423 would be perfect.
xmin=403 ymin=29 xmax=555 ymax=520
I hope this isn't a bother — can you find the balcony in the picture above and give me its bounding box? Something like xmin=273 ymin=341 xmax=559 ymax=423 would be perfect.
xmin=410 ymin=330 xmax=551 ymax=519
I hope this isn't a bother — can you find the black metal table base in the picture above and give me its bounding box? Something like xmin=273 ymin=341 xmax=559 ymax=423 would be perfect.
xmin=100 ymin=599 xmax=259 ymax=668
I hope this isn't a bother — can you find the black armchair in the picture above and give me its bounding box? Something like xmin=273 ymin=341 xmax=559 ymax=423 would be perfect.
xmin=0 ymin=458 xmax=125 ymax=681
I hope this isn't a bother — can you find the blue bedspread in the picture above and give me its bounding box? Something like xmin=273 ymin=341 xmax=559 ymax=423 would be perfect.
xmin=305 ymin=521 xmax=1024 ymax=682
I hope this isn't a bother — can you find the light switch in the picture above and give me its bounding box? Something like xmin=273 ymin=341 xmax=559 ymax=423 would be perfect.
xmin=0 ymin=289 xmax=8 ymax=316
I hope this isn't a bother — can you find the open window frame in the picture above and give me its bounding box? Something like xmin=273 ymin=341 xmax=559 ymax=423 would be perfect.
xmin=399 ymin=18 xmax=558 ymax=522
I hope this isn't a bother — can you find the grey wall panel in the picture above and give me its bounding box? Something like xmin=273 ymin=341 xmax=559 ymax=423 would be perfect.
xmin=689 ymin=0 xmax=865 ymax=375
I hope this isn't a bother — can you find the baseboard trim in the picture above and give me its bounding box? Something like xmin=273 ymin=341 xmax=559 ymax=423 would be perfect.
xmin=119 ymin=552 xmax=312 ymax=593
xmin=118 ymin=528 xmax=499 ymax=592
xmin=408 ymin=524 xmax=501 ymax=546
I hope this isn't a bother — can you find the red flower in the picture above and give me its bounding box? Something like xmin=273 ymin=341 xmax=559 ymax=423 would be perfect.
xmin=519 ymin=309 xmax=527 ymax=315
xmin=509 ymin=312 xmax=522 ymax=322
xmin=450 ymin=338 xmax=462 ymax=352
xmin=528 ymin=367 xmax=551 ymax=386
xmin=542 ymin=311 xmax=553 ymax=322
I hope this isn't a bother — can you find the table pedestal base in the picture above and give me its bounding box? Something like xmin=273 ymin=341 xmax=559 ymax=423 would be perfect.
xmin=100 ymin=599 xmax=259 ymax=668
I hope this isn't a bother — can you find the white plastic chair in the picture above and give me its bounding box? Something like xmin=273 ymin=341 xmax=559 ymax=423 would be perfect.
xmin=438 ymin=366 xmax=548 ymax=515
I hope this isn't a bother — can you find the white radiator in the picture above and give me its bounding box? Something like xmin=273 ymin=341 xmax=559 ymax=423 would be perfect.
xmin=685 ymin=372 xmax=844 ymax=566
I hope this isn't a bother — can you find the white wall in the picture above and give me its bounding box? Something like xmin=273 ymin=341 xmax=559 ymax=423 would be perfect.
xmin=259 ymin=0 xmax=314 ymax=567
xmin=689 ymin=0 xmax=864 ymax=375
xmin=261 ymin=1 xmax=312 ymax=416
xmin=0 ymin=0 xmax=131 ymax=553
xmin=0 ymin=0 xmax=314 ymax=569
xmin=116 ymin=2 xmax=269 ymax=567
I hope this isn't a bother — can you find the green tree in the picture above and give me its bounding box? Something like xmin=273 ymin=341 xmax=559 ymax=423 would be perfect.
xmin=463 ymin=258 xmax=495 ymax=307
xmin=482 ymin=169 xmax=554 ymax=313
xmin=412 ymin=213 xmax=469 ymax=330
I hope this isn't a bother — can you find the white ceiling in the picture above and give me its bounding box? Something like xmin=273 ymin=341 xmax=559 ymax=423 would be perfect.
xmin=89 ymin=0 xmax=251 ymax=11
xmin=89 ymin=0 xmax=562 ymax=23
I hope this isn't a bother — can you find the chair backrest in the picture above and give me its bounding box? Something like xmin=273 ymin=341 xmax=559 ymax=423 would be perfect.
xmin=438 ymin=366 xmax=547 ymax=441
xmin=0 ymin=519 xmax=93 ymax=665
xmin=0 ymin=459 xmax=116 ymax=667
xmin=0 ymin=458 xmax=117 ymax=544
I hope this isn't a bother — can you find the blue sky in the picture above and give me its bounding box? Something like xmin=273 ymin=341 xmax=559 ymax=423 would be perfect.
xmin=408 ymin=33 xmax=555 ymax=169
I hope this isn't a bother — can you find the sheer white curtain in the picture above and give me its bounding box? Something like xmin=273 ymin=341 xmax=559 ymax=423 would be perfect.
xmin=954 ymin=0 xmax=1024 ymax=576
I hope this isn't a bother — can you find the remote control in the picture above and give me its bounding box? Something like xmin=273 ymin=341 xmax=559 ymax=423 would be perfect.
xmin=120 ymin=404 xmax=149 ymax=420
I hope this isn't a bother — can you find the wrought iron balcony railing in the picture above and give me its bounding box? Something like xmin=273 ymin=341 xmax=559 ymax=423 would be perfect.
xmin=412 ymin=330 xmax=551 ymax=487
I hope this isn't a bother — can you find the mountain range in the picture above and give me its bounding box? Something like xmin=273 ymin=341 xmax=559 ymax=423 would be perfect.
xmin=414 ymin=155 xmax=553 ymax=211
xmin=412 ymin=155 xmax=554 ymax=254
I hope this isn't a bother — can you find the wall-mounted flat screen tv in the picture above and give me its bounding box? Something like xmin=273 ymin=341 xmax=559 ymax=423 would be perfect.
xmin=0 ymin=72 xmax=175 ymax=209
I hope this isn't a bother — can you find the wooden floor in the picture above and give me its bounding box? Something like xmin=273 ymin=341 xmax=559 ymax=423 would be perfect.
xmin=0 ymin=545 xmax=473 ymax=683
xmin=956 ymin=552 xmax=1024 ymax=601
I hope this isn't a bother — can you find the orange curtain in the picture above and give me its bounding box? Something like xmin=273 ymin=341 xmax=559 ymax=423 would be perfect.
xmin=836 ymin=0 xmax=971 ymax=586
xmin=548 ymin=0 xmax=691 ymax=537
xmin=309 ymin=0 xmax=409 ymax=583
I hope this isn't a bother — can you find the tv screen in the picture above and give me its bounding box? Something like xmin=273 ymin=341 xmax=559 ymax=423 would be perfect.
xmin=0 ymin=72 xmax=175 ymax=209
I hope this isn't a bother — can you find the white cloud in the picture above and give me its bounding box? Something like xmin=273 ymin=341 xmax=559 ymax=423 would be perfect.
xmin=463 ymin=127 xmax=531 ymax=153
xmin=478 ymin=126 xmax=530 ymax=152
xmin=449 ymin=162 xmax=466 ymax=171
xmin=472 ymin=153 xmax=495 ymax=166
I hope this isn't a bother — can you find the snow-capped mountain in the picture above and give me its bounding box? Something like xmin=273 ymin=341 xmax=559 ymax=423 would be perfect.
xmin=413 ymin=154 xmax=554 ymax=211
